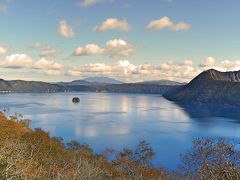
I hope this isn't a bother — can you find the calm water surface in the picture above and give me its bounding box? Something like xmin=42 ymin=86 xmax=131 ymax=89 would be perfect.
xmin=0 ymin=92 xmax=240 ymax=169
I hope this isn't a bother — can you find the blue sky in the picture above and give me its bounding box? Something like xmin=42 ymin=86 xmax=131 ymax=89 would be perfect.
xmin=0 ymin=0 xmax=240 ymax=82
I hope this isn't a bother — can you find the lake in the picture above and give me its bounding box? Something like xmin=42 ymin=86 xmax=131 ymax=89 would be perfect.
xmin=0 ymin=92 xmax=240 ymax=170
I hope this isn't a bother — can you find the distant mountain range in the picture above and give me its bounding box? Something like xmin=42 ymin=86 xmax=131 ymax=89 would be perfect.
xmin=0 ymin=77 xmax=182 ymax=94
xmin=1 ymin=71 xmax=240 ymax=107
xmin=58 ymin=77 xmax=183 ymax=86
xmin=0 ymin=71 xmax=240 ymax=106
xmin=58 ymin=76 xmax=123 ymax=86
xmin=58 ymin=78 xmax=181 ymax=94
xmin=164 ymin=69 xmax=240 ymax=106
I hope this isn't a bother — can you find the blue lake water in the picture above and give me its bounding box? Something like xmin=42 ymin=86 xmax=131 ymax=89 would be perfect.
xmin=0 ymin=92 xmax=240 ymax=170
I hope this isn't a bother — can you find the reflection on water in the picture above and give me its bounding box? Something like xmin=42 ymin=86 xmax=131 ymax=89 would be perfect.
xmin=176 ymin=103 xmax=240 ymax=121
xmin=0 ymin=92 xmax=240 ymax=169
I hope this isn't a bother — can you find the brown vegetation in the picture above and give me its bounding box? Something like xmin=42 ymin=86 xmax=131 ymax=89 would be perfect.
xmin=0 ymin=113 xmax=166 ymax=179
xmin=0 ymin=112 xmax=239 ymax=180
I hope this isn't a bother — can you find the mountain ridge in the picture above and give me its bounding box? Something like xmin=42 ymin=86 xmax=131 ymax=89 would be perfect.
xmin=205 ymin=69 xmax=240 ymax=82
xmin=0 ymin=79 xmax=67 ymax=93
xmin=83 ymin=76 xmax=123 ymax=84
xmin=164 ymin=69 xmax=240 ymax=106
xmin=0 ymin=78 xmax=182 ymax=94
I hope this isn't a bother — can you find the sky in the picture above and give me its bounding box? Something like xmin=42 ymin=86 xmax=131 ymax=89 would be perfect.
xmin=0 ymin=0 xmax=240 ymax=82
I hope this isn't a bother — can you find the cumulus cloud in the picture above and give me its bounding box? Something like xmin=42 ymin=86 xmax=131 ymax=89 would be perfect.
xmin=67 ymin=60 xmax=198 ymax=82
xmin=82 ymin=63 xmax=112 ymax=73
xmin=94 ymin=18 xmax=130 ymax=32
xmin=105 ymin=39 xmax=135 ymax=57
xmin=59 ymin=20 xmax=75 ymax=38
xmin=147 ymin=16 xmax=191 ymax=31
xmin=73 ymin=39 xmax=135 ymax=58
xmin=219 ymin=60 xmax=240 ymax=71
xmin=66 ymin=57 xmax=240 ymax=82
xmin=1 ymin=54 xmax=33 ymax=69
xmin=81 ymin=0 xmax=113 ymax=7
xmin=66 ymin=63 xmax=111 ymax=77
xmin=199 ymin=57 xmax=216 ymax=68
xmin=3 ymin=53 xmax=240 ymax=82
xmin=28 ymin=43 xmax=57 ymax=57
xmin=199 ymin=57 xmax=240 ymax=72
xmin=39 ymin=46 xmax=57 ymax=57
xmin=34 ymin=58 xmax=63 ymax=70
xmin=67 ymin=68 xmax=82 ymax=76
xmin=1 ymin=54 xmax=64 ymax=75
xmin=0 ymin=46 xmax=8 ymax=54
xmin=73 ymin=44 xmax=104 ymax=56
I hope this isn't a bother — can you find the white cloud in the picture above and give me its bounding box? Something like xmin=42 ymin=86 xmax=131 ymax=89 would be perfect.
xmin=39 ymin=46 xmax=57 ymax=57
xmin=59 ymin=20 xmax=75 ymax=38
xmin=67 ymin=58 xmax=240 ymax=82
xmin=67 ymin=63 xmax=111 ymax=77
xmin=45 ymin=70 xmax=62 ymax=76
xmin=199 ymin=57 xmax=216 ymax=68
xmin=73 ymin=44 xmax=104 ymax=56
xmin=0 ymin=46 xmax=8 ymax=54
xmin=219 ymin=60 xmax=240 ymax=71
xmin=1 ymin=54 xmax=33 ymax=68
xmin=67 ymin=68 xmax=82 ymax=76
xmin=105 ymin=39 xmax=135 ymax=57
xmin=34 ymin=58 xmax=63 ymax=70
xmin=170 ymin=22 xmax=191 ymax=31
xmin=147 ymin=16 xmax=191 ymax=31
xmin=82 ymin=63 xmax=112 ymax=73
xmin=199 ymin=57 xmax=240 ymax=72
xmin=67 ymin=60 xmax=198 ymax=82
xmin=3 ymin=54 xmax=240 ymax=82
xmin=28 ymin=43 xmax=57 ymax=57
xmin=1 ymin=54 xmax=64 ymax=75
xmin=81 ymin=0 xmax=113 ymax=7
xmin=73 ymin=39 xmax=135 ymax=58
xmin=94 ymin=18 xmax=130 ymax=32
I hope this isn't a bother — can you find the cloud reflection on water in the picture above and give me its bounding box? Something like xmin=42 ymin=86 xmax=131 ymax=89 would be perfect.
xmin=0 ymin=93 xmax=240 ymax=169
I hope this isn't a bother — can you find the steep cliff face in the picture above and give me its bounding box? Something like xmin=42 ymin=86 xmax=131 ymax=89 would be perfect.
xmin=163 ymin=69 xmax=240 ymax=106
xmin=207 ymin=69 xmax=240 ymax=82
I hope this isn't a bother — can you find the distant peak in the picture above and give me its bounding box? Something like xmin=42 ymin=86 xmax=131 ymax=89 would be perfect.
xmin=205 ymin=68 xmax=218 ymax=73
xmin=83 ymin=76 xmax=123 ymax=84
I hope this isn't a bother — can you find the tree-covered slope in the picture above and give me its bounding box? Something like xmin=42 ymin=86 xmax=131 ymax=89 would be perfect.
xmin=0 ymin=79 xmax=67 ymax=93
xmin=0 ymin=78 xmax=181 ymax=94
xmin=68 ymin=83 xmax=179 ymax=94
xmin=164 ymin=69 xmax=240 ymax=106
